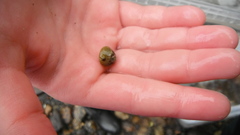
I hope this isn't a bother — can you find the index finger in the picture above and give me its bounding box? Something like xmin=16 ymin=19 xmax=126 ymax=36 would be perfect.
xmin=119 ymin=1 xmax=206 ymax=28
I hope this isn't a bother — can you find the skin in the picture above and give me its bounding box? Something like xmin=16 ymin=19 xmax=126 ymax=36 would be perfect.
xmin=0 ymin=0 xmax=239 ymax=134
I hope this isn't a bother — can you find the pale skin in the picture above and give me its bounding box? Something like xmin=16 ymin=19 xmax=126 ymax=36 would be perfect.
xmin=0 ymin=0 xmax=240 ymax=134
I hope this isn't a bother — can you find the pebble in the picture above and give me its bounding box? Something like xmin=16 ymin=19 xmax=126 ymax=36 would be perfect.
xmin=85 ymin=108 xmax=121 ymax=133
xmin=96 ymin=111 xmax=121 ymax=133
xmin=43 ymin=104 xmax=52 ymax=116
xmin=61 ymin=106 xmax=71 ymax=124
xmin=114 ymin=111 xmax=129 ymax=120
xmin=73 ymin=106 xmax=86 ymax=121
xmin=140 ymin=118 xmax=150 ymax=127
xmin=50 ymin=110 xmax=63 ymax=132
xmin=84 ymin=120 xmax=97 ymax=134
xmin=154 ymin=126 xmax=164 ymax=135
xmin=72 ymin=119 xmax=84 ymax=130
xmin=72 ymin=128 xmax=88 ymax=135
xmin=132 ymin=116 xmax=140 ymax=124
xmin=72 ymin=106 xmax=86 ymax=130
xmin=123 ymin=122 xmax=135 ymax=133
xmin=150 ymin=117 xmax=166 ymax=127
xmin=62 ymin=130 xmax=71 ymax=135
xmin=137 ymin=126 xmax=149 ymax=135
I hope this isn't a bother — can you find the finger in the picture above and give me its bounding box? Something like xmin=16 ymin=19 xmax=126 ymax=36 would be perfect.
xmin=111 ymin=48 xmax=240 ymax=83
xmin=117 ymin=25 xmax=239 ymax=51
xmin=119 ymin=1 xmax=205 ymax=28
xmin=85 ymin=74 xmax=230 ymax=120
xmin=0 ymin=69 xmax=56 ymax=135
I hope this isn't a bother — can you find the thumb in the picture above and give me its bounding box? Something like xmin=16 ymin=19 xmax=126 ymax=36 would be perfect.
xmin=0 ymin=68 xmax=56 ymax=135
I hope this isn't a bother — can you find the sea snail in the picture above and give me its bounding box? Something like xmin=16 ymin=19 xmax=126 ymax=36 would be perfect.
xmin=99 ymin=46 xmax=116 ymax=66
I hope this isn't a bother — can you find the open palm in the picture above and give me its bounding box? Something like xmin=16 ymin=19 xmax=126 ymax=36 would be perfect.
xmin=0 ymin=0 xmax=240 ymax=134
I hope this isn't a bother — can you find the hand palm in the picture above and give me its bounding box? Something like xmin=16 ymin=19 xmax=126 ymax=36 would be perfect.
xmin=0 ymin=0 xmax=240 ymax=134
xmin=27 ymin=0 xmax=122 ymax=102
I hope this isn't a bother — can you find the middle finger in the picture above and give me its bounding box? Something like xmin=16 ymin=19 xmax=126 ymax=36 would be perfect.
xmin=117 ymin=25 xmax=238 ymax=51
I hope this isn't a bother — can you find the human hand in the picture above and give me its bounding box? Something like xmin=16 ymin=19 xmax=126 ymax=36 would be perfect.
xmin=0 ymin=0 xmax=239 ymax=134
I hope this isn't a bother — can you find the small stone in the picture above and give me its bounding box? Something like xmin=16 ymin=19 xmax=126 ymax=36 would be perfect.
xmin=72 ymin=119 xmax=84 ymax=130
xmin=73 ymin=106 xmax=86 ymax=121
xmin=50 ymin=110 xmax=63 ymax=132
xmin=114 ymin=111 xmax=129 ymax=120
xmin=150 ymin=117 xmax=166 ymax=127
xmin=137 ymin=127 xmax=149 ymax=135
xmin=122 ymin=122 xmax=134 ymax=133
xmin=84 ymin=120 xmax=97 ymax=134
xmin=72 ymin=129 xmax=88 ymax=135
xmin=43 ymin=104 xmax=52 ymax=116
xmin=140 ymin=118 xmax=150 ymax=127
xmin=154 ymin=126 xmax=164 ymax=135
xmin=62 ymin=129 xmax=72 ymax=135
xmin=72 ymin=106 xmax=86 ymax=130
xmin=61 ymin=106 xmax=72 ymax=124
xmin=132 ymin=116 xmax=140 ymax=124
xmin=84 ymin=108 xmax=121 ymax=133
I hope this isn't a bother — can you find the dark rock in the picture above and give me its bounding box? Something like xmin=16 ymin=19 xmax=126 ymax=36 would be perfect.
xmin=84 ymin=108 xmax=121 ymax=134
xmin=72 ymin=128 xmax=88 ymax=135
xmin=50 ymin=110 xmax=63 ymax=132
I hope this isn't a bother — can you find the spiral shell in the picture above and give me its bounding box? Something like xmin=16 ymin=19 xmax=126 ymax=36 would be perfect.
xmin=99 ymin=46 xmax=116 ymax=66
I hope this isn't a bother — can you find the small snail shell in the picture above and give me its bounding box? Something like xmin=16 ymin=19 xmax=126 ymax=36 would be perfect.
xmin=99 ymin=46 xmax=116 ymax=66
